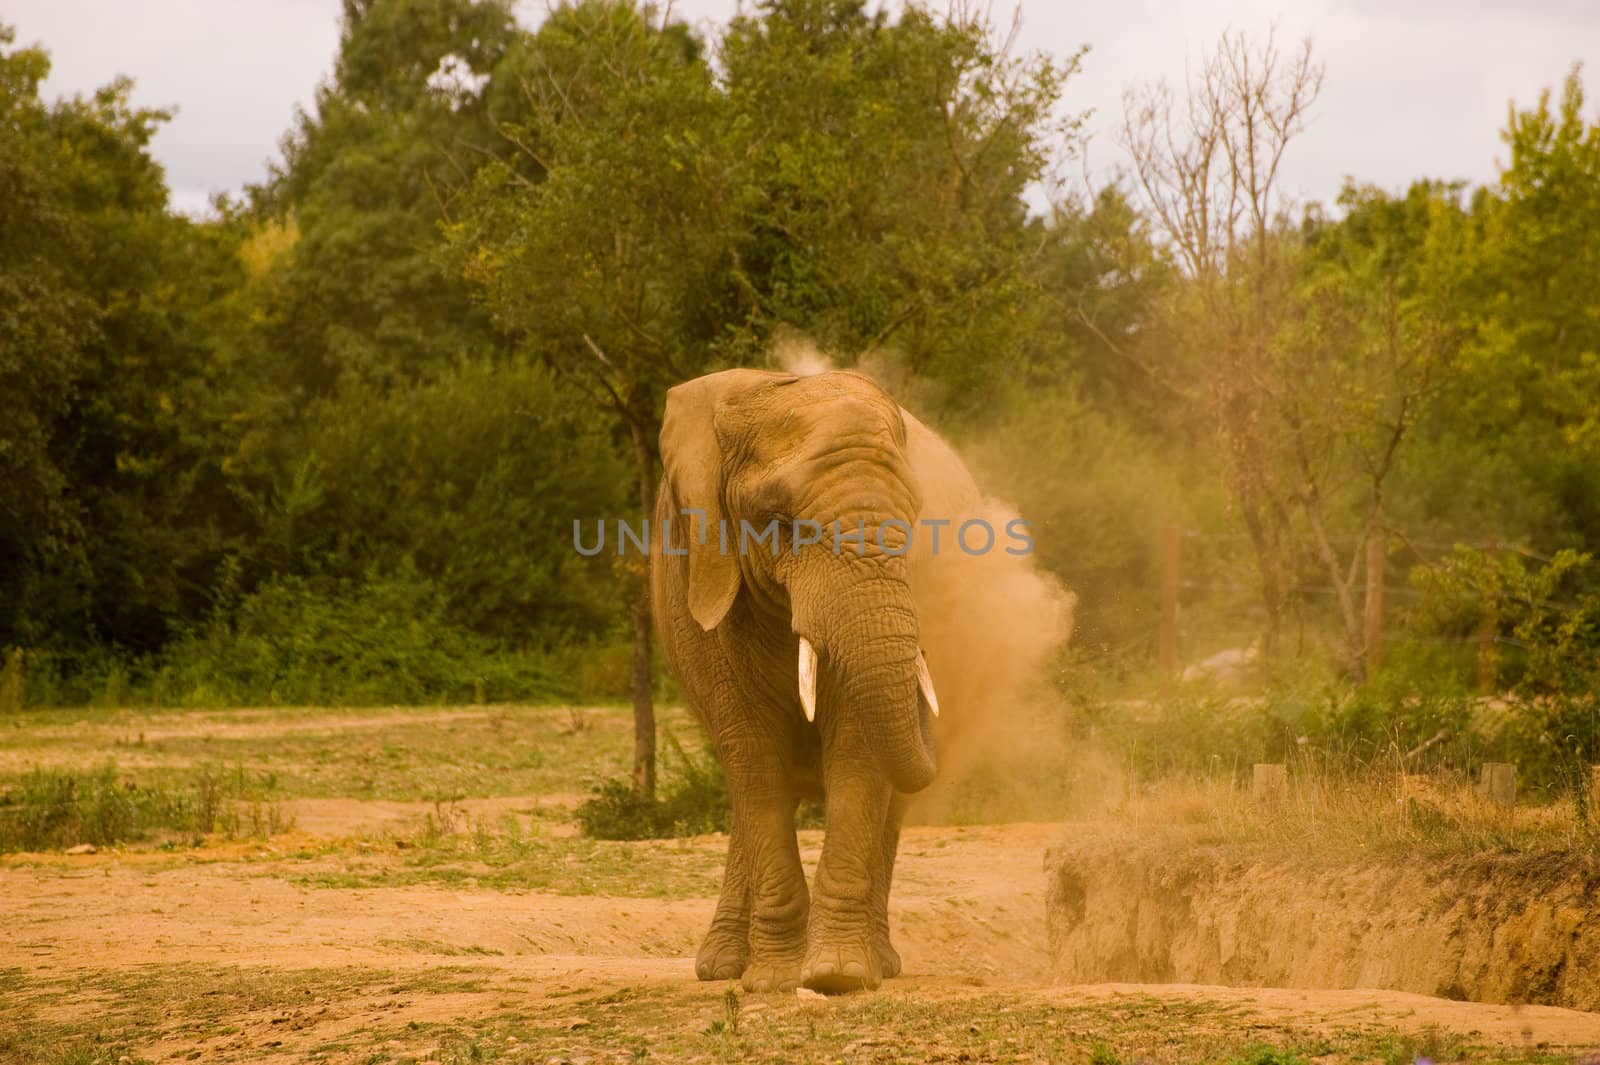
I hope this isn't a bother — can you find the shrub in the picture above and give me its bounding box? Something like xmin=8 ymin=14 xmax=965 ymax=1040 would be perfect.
xmin=577 ymin=732 xmax=730 ymax=840
xmin=147 ymin=565 xmax=572 ymax=707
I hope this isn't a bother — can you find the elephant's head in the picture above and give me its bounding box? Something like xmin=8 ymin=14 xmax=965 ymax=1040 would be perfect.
xmin=660 ymin=368 xmax=941 ymax=793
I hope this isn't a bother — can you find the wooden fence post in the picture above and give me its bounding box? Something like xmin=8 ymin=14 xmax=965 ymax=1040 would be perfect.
xmin=1475 ymin=762 xmax=1516 ymax=807
xmin=1159 ymin=525 xmax=1181 ymax=674
xmin=1363 ymin=530 xmax=1385 ymax=678
xmin=1252 ymin=763 xmax=1288 ymax=804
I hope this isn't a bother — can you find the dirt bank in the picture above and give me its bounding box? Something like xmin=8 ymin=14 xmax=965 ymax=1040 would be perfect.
xmin=1046 ymin=835 xmax=1600 ymax=1011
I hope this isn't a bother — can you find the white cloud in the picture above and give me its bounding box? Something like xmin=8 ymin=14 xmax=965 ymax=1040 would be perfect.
xmin=8 ymin=0 xmax=341 ymax=215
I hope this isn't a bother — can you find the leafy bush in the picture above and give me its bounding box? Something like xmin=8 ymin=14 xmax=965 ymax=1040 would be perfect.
xmin=144 ymin=565 xmax=571 ymax=707
xmin=1404 ymin=545 xmax=1600 ymax=788
xmin=1090 ymin=660 xmax=1484 ymax=786
xmin=1410 ymin=545 xmax=1600 ymax=696
xmin=577 ymin=732 xmax=730 ymax=840
xmin=232 ymin=358 xmax=631 ymax=650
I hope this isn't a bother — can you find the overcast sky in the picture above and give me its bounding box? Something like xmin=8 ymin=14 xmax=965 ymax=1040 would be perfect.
xmin=7 ymin=0 xmax=1598 ymax=217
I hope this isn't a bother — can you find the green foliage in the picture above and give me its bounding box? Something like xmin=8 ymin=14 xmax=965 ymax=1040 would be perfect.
xmin=1411 ymin=546 xmax=1600 ymax=696
xmin=1087 ymin=1041 xmax=1121 ymax=1065
xmin=714 ymin=0 xmax=1082 ymax=399
xmin=254 ymin=0 xmax=520 ymax=397
xmin=1292 ymin=180 xmax=1470 ymax=524
xmin=0 ymin=6 xmax=637 ymax=702
xmin=453 ymin=0 xmax=1083 ymax=436
xmin=230 ymin=357 xmax=630 ymax=647
xmin=1093 ymin=659 xmax=1484 ymax=784
xmin=1224 ymin=1049 xmax=1309 ymax=1065
xmin=1406 ymin=545 xmax=1600 ymax=786
xmin=1408 ymin=69 xmax=1600 ymax=547
xmin=0 ymin=761 xmax=287 ymax=853
xmin=0 ymin=28 xmax=92 ymax=575
xmin=450 ymin=0 xmax=738 ymax=482
xmin=0 ymin=24 xmax=239 ymax=658
xmin=149 ymin=567 xmax=570 ymax=707
xmin=576 ymin=732 xmax=730 ymax=839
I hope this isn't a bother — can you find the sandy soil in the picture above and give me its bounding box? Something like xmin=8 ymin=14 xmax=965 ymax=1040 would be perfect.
xmin=2 ymin=823 xmax=1056 ymax=979
xmin=7 ymin=819 xmax=1600 ymax=1059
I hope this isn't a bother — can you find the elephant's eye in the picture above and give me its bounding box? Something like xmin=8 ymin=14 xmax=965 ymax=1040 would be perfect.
xmin=740 ymin=477 xmax=792 ymax=528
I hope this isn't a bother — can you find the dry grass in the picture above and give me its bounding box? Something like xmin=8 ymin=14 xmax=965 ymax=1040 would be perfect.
xmin=1104 ymin=755 xmax=1598 ymax=862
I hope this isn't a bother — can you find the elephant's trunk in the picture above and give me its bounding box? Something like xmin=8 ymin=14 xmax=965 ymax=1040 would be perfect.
xmin=796 ymin=571 xmax=937 ymax=794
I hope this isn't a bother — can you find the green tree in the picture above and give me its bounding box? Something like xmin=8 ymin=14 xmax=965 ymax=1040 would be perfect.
xmin=0 ymin=24 xmax=248 ymax=657
xmin=453 ymin=0 xmax=1080 ymax=792
xmin=1413 ymin=69 xmax=1600 ymax=549
xmin=716 ymin=0 xmax=1080 ymax=408
xmin=451 ymin=0 xmax=728 ymax=794
xmin=248 ymin=0 xmax=521 ymax=400
xmin=1276 ymin=182 xmax=1468 ymax=674
xmin=0 ymin=25 xmax=93 ymax=630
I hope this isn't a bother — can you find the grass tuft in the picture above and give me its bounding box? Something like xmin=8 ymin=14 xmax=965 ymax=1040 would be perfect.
xmin=0 ymin=761 xmax=290 ymax=853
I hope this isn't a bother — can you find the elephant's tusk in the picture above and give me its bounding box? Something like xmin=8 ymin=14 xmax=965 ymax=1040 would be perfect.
xmin=798 ymin=637 xmax=819 ymax=723
xmin=915 ymin=649 xmax=940 ymax=718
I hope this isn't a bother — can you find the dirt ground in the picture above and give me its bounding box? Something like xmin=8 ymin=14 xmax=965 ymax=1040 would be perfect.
xmin=4 ymin=706 xmax=1599 ymax=1063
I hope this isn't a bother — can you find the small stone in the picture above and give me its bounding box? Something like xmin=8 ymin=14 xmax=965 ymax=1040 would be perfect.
xmin=795 ymin=988 xmax=828 ymax=1004
xmin=65 ymin=843 xmax=97 ymax=855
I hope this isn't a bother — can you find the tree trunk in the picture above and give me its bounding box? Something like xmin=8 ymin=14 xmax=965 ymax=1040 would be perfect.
xmin=1239 ymin=493 xmax=1283 ymax=662
xmin=629 ymin=578 xmax=655 ymax=799
xmin=1302 ymin=500 xmax=1364 ymax=680
xmin=628 ymin=417 xmax=659 ymax=799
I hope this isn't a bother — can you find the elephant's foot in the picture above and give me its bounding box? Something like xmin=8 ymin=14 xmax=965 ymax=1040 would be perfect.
xmin=695 ymin=927 xmax=749 ymax=982
xmin=801 ymin=940 xmax=881 ymax=994
xmin=740 ymin=954 xmax=803 ymax=993
xmin=874 ymin=936 xmax=902 ymax=979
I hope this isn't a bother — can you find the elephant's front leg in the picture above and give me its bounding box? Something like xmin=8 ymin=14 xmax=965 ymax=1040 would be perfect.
xmin=695 ymin=826 xmax=750 ymax=981
xmin=870 ymin=794 xmax=908 ymax=978
xmin=723 ymin=745 xmax=809 ymax=992
xmin=803 ymin=764 xmax=893 ymax=992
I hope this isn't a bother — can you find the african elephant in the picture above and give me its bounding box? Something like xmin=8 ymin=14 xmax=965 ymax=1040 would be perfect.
xmin=650 ymin=367 xmax=1066 ymax=993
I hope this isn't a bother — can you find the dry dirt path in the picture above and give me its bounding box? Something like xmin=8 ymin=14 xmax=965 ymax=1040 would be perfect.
xmin=2 ymin=824 xmax=1055 ymax=982
xmin=7 ymin=818 xmax=1600 ymax=1063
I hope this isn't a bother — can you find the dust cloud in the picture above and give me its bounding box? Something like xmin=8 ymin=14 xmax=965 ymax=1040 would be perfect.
xmin=903 ymin=415 xmax=1077 ymax=821
xmin=772 ymin=330 xmax=836 ymax=377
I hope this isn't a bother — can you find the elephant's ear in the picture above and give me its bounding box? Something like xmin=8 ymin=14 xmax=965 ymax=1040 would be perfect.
xmin=660 ymin=369 xmax=792 ymax=631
